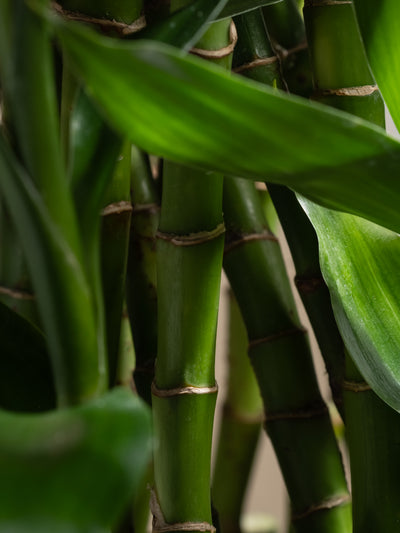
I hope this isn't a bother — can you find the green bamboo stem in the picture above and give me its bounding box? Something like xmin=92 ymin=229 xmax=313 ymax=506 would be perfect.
xmin=302 ymin=2 xmax=400 ymax=531
xmin=152 ymin=14 xmax=231 ymax=532
xmin=126 ymin=147 xmax=160 ymax=405
xmin=58 ymin=0 xmax=143 ymax=24
xmin=212 ymin=290 xmax=263 ymax=533
xmin=222 ymin=172 xmax=350 ymax=533
xmin=244 ymin=4 xmax=346 ymax=415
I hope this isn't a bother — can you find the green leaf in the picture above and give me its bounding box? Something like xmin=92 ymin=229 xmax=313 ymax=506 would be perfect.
xmin=0 ymin=387 xmax=152 ymax=532
xmin=217 ymin=0 xmax=282 ymax=20
xmin=0 ymin=132 xmax=106 ymax=406
xmin=0 ymin=300 xmax=55 ymax=413
xmin=53 ymin=18 xmax=400 ymax=233
xmin=300 ymin=197 xmax=400 ymax=412
xmin=353 ymin=0 xmax=400 ymax=132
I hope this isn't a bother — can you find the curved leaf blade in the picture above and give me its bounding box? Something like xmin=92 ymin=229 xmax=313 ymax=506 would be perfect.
xmin=300 ymin=197 xmax=400 ymax=412
xmin=353 ymin=0 xmax=400 ymax=132
xmin=216 ymin=0 xmax=282 ymax=20
xmin=53 ymin=19 xmax=400 ymax=233
xmin=0 ymin=388 xmax=152 ymax=532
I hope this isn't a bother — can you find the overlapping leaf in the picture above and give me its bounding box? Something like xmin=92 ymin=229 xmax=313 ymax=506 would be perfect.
xmin=0 ymin=388 xmax=152 ymax=532
xmin=353 ymin=0 xmax=400 ymax=132
xmin=52 ymin=16 xmax=400 ymax=233
xmin=301 ymin=197 xmax=400 ymax=411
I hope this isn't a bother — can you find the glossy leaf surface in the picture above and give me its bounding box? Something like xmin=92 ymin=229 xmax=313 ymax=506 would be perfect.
xmin=301 ymin=197 xmax=400 ymax=412
xmin=53 ymin=18 xmax=400 ymax=233
xmin=0 ymin=388 xmax=152 ymax=532
xmin=217 ymin=0 xmax=282 ymax=19
xmin=353 ymin=0 xmax=400 ymax=132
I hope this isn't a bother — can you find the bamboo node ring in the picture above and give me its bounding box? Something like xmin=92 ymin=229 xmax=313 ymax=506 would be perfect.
xmin=304 ymin=0 xmax=352 ymax=7
xmin=233 ymin=56 xmax=278 ymax=74
xmin=342 ymin=379 xmax=372 ymax=392
xmin=151 ymin=490 xmax=216 ymax=533
xmin=101 ymin=201 xmax=133 ymax=216
xmin=157 ymin=223 xmax=225 ymax=247
xmin=249 ymin=327 xmax=307 ymax=349
xmin=292 ymin=494 xmax=351 ymax=521
xmin=314 ymin=85 xmax=379 ymax=97
xmin=265 ymin=403 xmax=328 ymax=423
xmin=132 ymin=202 xmax=160 ymax=214
xmin=0 ymin=285 xmax=35 ymax=301
xmin=52 ymin=2 xmax=147 ymax=35
xmin=151 ymin=382 xmax=218 ymax=398
xmin=224 ymin=230 xmax=278 ymax=254
xmin=191 ymin=21 xmax=237 ymax=59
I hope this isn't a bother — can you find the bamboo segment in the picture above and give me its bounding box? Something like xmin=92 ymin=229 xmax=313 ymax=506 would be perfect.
xmin=222 ymin=174 xmax=350 ymax=532
xmin=126 ymin=148 xmax=160 ymax=405
xmin=152 ymin=14 xmax=231 ymax=533
xmin=212 ymin=291 xmax=263 ymax=533
xmin=302 ymin=2 xmax=400 ymax=531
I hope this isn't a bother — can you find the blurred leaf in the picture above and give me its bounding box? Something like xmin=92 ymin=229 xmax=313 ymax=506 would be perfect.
xmin=0 ymin=387 xmax=152 ymax=532
xmin=353 ymin=0 xmax=400 ymax=132
xmin=52 ymin=18 xmax=400 ymax=233
xmin=301 ymin=197 xmax=400 ymax=412
xmin=0 ymin=300 xmax=55 ymax=412
xmin=0 ymin=131 xmax=105 ymax=406
xmin=217 ymin=0 xmax=282 ymax=20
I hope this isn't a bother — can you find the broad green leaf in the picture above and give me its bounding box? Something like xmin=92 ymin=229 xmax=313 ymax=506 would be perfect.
xmin=0 ymin=132 xmax=106 ymax=406
xmin=353 ymin=0 xmax=400 ymax=133
xmin=0 ymin=301 xmax=55 ymax=412
xmin=0 ymin=387 xmax=152 ymax=532
xmin=53 ymin=18 xmax=400 ymax=233
xmin=300 ymin=197 xmax=400 ymax=412
xmin=216 ymin=0 xmax=282 ymax=20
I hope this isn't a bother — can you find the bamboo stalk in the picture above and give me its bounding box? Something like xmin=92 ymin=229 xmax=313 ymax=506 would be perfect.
xmin=152 ymin=13 xmax=232 ymax=532
xmin=126 ymin=147 xmax=160 ymax=405
xmin=212 ymin=290 xmax=263 ymax=533
xmin=222 ymin=170 xmax=350 ymax=532
xmin=302 ymin=2 xmax=400 ymax=531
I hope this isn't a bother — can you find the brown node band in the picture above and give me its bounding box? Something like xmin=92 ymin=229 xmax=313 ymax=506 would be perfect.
xmin=151 ymin=490 xmax=216 ymax=533
xmin=0 ymin=286 xmax=35 ymax=301
xmin=157 ymin=223 xmax=225 ymax=247
xmin=132 ymin=202 xmax=160 ymax=214
xmin=52 ymin=2 xmax=146 ymax=35
xmin=292 ymin=494 xmax=351 ymax=521
xmin=314 ymin=85 xmax=379 ymax=97
xmin=224 ymin=230 xmax=278 ymax=254
xmin=272 ymin=39 xmax=308 ymax=62
xmin=295 ymin=276 xmax=325 ymax=294
xmin=101 ymin=201 xmax=133 ymax=216
xmin=152 ymin=381 xmax=218 ymax=398
xmin=304 ymin=0 xmax=352 ymax=7
xmin=233 ymin=56 xmax=278 ymax=74
xmin=191 ymin=21 xmax=237 ymax=60
xmin=342 ymin=379 xmax=372 ymax=392
xmin=265 ymin=403 xmax=328 ymax=423
xmin=249 ymin=327 xmax=307 ymax=349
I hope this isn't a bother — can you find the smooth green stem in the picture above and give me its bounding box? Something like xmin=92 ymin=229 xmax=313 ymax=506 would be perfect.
xmin=212 ymin=290 xmax=263 ymax=533
xmin=223 ymin=172 xmax=351 ymax=533
xmin=126 ymin=148 xmax=160 ymax=405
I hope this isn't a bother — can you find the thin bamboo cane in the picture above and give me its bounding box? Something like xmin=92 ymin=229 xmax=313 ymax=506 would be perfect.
xmin=152 ymin=13 xmax=232 ymax=533
xmin=212 ymin=290 xmax=263 ymax=533
xmin=126 ymin=147 xmax=160 ymax=405
xmin=223 ymin=170 xmax=350 ymax=533
xmin=302 ymin=2 xmax=400 ymax=531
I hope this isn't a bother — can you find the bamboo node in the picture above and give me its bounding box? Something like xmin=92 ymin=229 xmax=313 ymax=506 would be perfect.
xmin=342 ymin=379 xmax=372 ymax=392
xmin=249 ymin=327 xmax=307 ymax=349
xmin=264 ymin=402 xmax=328 ymax=423
xmin=233 ymin=56 xmax=278 ymax=74
xmin=313 ymin=85 xmax=379 ymax=97
xmin=223 ymin=404 xmax=265 ymax=425
xmin=132 ymin=202 xmax=160 ymax=214
xmin=295 ymin=275 xmax=325 ymax=294
xmin=157 ymin=223 xmax=225 ymax=247
xmin=52 ymin=2 xmax=147 ymax=35
xmin=224 ymin=230 xmax=278 ymax=254
xmin=292 ymin=494 xmax=351 ymax=521
xmin=0 ymin=285 xmax=35 ymax=301
xmin=304 ymin=0 xmax=352 ymax=7
xmin=151 ymin=381 xmax=218 ymax=398
xmin=271 ymin=39 xmax=308 ymax=61
xmin=101 ymin=201 xmax=133 ymax=216
xmin=151 ymin=490 xmax=216 ymax=533
xmin=191 ymin=21 xmax=237 ymax=60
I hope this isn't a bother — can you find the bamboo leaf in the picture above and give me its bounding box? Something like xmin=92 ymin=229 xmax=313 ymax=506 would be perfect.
xmin=216 ymin=0 xmax=282 ymax=20
xmin=353 ymin=0 xmax=400 ymax=132
xmin=300 ymin=197 xmax=400 ymax=412
xmin=0 ymin=301 xmax=55 ymax=413
xmin=51 ymin=18 xmax=400 ymax=233
xmin=0 ymin=387 xmax=152 ymax=532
